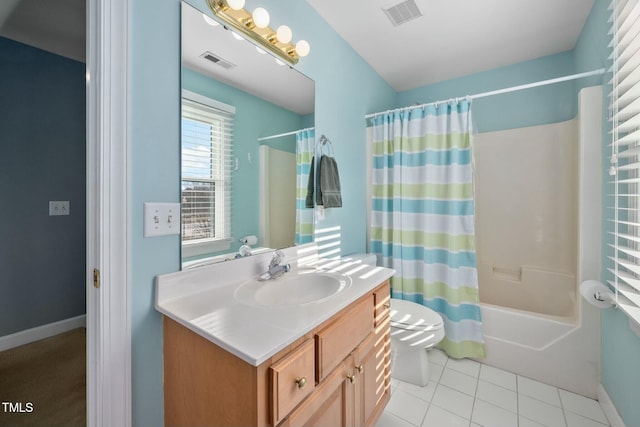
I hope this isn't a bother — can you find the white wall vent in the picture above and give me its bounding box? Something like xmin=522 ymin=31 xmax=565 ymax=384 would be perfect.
xmin=200 ymin=51 xmax=236 ymax=69
xmin=382 ymin=0 xmax=422 ymax=27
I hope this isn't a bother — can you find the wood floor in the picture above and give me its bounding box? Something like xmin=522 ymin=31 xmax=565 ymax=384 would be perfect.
xmin=0 ymin=328 xmax=86 ymax=427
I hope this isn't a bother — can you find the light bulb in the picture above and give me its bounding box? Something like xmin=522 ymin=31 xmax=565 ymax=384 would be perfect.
xmin=226 ymin=0 xmax=245 ymax=10
xmin=252 ymin=7 xmax=270 ymax=28
xmin=295 ymin=40 xmax=310 ymax=57
xmin=276 ymin=25 xmax=292 ymax=44
xmin=203 ymin=14 xmax=219 ymax=26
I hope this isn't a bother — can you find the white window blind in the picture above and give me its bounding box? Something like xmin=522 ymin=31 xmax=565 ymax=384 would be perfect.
xmin=609 ymin=0 xmax=640 ymax=326
xmin=181 ymin=93 xmax=234 ymax=252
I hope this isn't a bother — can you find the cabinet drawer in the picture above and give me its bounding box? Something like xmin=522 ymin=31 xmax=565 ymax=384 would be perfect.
xmin=374 ymin=281 xmax=391 ymax=325
xmin=270 ymin=339 xmax=316 ymax=426
xmin=315 ymin=295 xmax=374 ymax=382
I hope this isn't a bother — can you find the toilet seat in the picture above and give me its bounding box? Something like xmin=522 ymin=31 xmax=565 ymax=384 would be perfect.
xmin=390 ymin=299 xmax=444 ymax=331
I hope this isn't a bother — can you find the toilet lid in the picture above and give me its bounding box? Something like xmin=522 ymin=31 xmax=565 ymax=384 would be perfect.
xmin=390 ymin=299 xmax=444 ymax=329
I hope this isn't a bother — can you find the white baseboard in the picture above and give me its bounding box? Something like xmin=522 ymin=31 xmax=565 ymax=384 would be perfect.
xmin=598 ymin=384 xmax=626 ymax=427
xmin=0 ymin=315 xmax=86 ymax=352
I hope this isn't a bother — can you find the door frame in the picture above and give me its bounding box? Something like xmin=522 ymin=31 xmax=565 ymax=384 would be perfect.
xmin=86 ymin=0 xmax=132 ymax=425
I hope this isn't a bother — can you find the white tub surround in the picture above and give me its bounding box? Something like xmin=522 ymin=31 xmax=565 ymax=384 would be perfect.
xmin=155 ymin=243 xmax=395 ymax=366
xmin=474 ymin=86 xmax=604 ymax=400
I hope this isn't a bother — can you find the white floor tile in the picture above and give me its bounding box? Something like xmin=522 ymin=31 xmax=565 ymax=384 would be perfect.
xmin=376 ymin=411 xmax=416 ymax=427
xmin=439 ymin=368 xmax=478 ymax=396
xmin=422 ymin=405 xmax=470 ymax=427
xmin=397 ymin=379 xmax=437 ymax=402
xmin=432 ymin=384 xmax=474 ymax=420
xmin=475 ymin=380 xmax=517 ymax=413
xmin=471 ymin=399 xmax=518 ymax=427
xmin=429 ymin=348 xmax=449 ymax=366
xmin=518 ymin=417 xmax=547 ymax=427
xmin=559 ymin=389 xmax=609 ymax=425
xmin=429 ymin=361 xmax=444 ymax=382
xmin=446 ymin=357 xmax=481 ymax=378
xmin=517 ymin=375 xmax=562 ymax=407
xmin=565 ymin=411 xmax=610 ymax=427
xmin=383 ymin=358 xmax=610 ymax=427
xmin=386 ymin=390 xmax=429 ymax=426
xmin=518 ymin=395 xmax=567 ymax=427
xmin=479 ymin=364 xmax=517 ymax=391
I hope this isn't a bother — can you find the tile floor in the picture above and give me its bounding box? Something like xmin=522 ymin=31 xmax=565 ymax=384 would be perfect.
xmin=377 ymin=349 xmax=610 ymax=427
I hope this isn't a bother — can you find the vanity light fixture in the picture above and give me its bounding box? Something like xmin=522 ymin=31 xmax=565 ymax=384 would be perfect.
xmin=206 ymin=0 xmax=310 ymax=65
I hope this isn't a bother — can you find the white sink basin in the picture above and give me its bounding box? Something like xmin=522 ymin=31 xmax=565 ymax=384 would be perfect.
xmin=234 ymin=271 xmax=352 ymax=307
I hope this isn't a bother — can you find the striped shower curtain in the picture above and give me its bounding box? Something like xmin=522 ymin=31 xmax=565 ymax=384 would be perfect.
xmin=295 ymin=128 xmax=315 ymax=244
xmin=368 ymin=101 xmax=485 ymax=359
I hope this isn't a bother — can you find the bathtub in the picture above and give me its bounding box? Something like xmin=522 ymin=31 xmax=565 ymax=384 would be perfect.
xmin=477 ymin=299 xmax=601 ymax=399
xmin=471 ymin=87 xmax=604 ymax=399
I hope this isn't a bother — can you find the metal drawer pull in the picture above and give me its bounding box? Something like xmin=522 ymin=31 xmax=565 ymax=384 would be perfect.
xmin=383 ymin=302 xmax=390 ymax=309
xmin=346 ymin=374 xmax=356 ymax=384
xmin=356 ymin=365 xmax=364 ymax=373
xmin=295 ymin=377 xmax=307 ymax=389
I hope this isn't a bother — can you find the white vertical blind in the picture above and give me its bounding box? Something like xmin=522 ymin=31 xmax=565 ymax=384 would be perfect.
xmin=181 ymin=95 xmax=234 ymax=245
xmin=609 ymin=0 xmax=640 ymax=325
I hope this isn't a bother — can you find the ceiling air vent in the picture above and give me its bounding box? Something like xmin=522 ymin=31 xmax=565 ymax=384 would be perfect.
xmin=382 ymin=0 xmax=422 ymax=27
xmin=200 ymin=51 xmax=236 ymax=69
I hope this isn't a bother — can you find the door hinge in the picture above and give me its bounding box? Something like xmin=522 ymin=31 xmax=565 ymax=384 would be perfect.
xmin=93 ymin=268 xmax=100 ymax=289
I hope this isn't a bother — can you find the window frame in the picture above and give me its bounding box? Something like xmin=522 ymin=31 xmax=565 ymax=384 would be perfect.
xmin=180 ymin=90 xmax=235 ymax=258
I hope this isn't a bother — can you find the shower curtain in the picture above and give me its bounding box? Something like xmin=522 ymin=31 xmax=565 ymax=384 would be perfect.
xmin=295 ymin=128 xmax=315 ymax=244
xmin=368 ymin=101 xmax=485 ymax=359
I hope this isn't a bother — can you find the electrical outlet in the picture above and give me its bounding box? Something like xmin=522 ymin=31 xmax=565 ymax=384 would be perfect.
xmin=144 ymin=202 xmax=181 ymax=237
xmin=49 ymin=201 xmax=70 ymax=216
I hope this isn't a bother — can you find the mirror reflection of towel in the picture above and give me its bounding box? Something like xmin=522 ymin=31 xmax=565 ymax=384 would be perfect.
xmin=305 ymin=155 xmax=342 ymax=208
xmin=305 ymin=156 xmax=316 ymax=208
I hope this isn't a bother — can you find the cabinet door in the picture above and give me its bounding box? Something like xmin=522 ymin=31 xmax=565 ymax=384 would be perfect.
xmin=280 ymin=362 xmax=353 ymax=427
xmin=352 ymin=334 xmax=379 ymax=427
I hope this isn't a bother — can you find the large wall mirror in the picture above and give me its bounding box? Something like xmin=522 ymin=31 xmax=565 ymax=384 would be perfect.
xmin=180 ymin=2 xmax=315 ymax=269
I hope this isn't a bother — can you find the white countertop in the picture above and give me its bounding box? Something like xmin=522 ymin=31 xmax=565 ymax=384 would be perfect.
xmin=155 ymin=245 xmax=394 ymax=366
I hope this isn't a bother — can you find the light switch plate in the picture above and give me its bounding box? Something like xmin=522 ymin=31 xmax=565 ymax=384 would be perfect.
xmin=144 ymin=202 xmax=181 ymax=237
xmin=49 ymin=201 xmax=70 ymax=216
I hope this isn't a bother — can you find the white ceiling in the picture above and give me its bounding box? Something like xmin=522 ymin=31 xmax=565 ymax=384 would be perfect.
xmin=0 ymin=0 xmax=85 ymax=62
xmin=0 ymin=0 xmax=596 ymax=96
xmin=306 ymin=0 xmax=595 ymax=92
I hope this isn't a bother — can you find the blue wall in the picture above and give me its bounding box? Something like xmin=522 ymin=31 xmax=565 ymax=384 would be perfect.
xmin=182 ymin=67 xmax=304 ymax=258
xmin=576 ymin=2 xmax=640 ymax=426
xmin=396 ymin=51 xmax=576 ymax=133
xmin=130 ymin=0 xmax=395 ymax=425
xmin=0 ymin=37 xmax=86 ymax=337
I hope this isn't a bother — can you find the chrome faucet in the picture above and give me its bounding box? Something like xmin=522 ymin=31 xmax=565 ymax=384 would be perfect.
xmin=258 ymin=250 xmax=291 ymax=281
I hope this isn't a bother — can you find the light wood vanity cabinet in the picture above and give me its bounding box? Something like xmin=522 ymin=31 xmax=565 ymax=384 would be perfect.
xmin=163 ymin=280 xmax=391 ymax=427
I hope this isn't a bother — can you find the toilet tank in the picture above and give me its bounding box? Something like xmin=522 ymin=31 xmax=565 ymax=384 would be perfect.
xmin=344 ymin=253 xmax=377 ymax=266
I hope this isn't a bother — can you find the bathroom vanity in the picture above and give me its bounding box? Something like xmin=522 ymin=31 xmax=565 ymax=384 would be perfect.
xmin=155 ymin=246 xmax=394 ymax=426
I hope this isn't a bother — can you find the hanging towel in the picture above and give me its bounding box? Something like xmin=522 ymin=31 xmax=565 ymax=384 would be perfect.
xmin=318 ymin=154 xmax=342 ymax=208
xmin=305 ymin=156 xmax=315 ymax=208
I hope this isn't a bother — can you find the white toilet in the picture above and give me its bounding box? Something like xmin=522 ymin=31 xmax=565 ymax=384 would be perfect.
xmin=344 ymin=254 xmax=446 ymax=386
xmin=389 ymin=299 xmax=445 ymax=386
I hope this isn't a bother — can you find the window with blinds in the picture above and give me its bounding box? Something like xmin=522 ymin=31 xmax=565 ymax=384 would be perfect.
xmin=609 ymin=0 xmax=640 ymax=326
xmin=181 ymin=91 xmax=234 ymax=255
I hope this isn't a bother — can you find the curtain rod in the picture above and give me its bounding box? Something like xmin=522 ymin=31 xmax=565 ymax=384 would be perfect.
xmin=364 ymin=68 xmax=606 ymax=120
xmin=257 ymin=126 xmax=315 ymax=142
